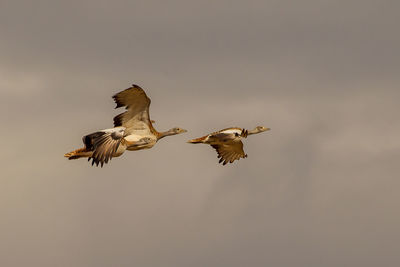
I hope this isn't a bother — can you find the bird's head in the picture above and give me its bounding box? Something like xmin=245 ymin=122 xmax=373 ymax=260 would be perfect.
xmin=171 ymin=127 xmax=188 ymax=134
xmin=255 ymin=126 xmax=270 ymax=132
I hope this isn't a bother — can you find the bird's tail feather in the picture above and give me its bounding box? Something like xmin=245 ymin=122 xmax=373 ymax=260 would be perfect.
xmin=64 ymin=147 xmax=91 ymax=160
xmin=187 ymin=136 xmax=207 ymax=143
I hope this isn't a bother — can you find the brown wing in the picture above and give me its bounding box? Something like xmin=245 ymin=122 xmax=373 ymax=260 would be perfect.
xmin=211 ymin=141 xmax=247 ymax=165
xmin=88 ymin=128 xmax=125 ymax=167
xmin=112 ymin=84 xmax=155 ymax=135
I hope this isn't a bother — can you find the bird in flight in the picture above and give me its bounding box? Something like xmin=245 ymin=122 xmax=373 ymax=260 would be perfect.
xmin=64 ymin=84 xmax=187 ymax=167
xmin=187 ymin=126 xmax=270 ymax=165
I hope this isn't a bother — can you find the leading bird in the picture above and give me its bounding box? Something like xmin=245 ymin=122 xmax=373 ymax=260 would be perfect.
xmin=64 ymin=84 xmax=187 ymax=167
xmin=188 ymin=126 xmax=270 ymax=165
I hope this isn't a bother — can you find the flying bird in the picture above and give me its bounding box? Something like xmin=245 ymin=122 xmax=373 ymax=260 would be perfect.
xmin=188 ymin=126 xmax=270 ymax=165
xmin=64 ymin=84 xmax=187 ymax=167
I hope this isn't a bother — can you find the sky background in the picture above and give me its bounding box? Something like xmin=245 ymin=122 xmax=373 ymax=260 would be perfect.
xmin=1 ymin=1 xmax=400 ymax=266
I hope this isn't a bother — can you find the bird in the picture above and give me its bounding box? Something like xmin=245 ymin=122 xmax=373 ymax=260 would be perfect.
xmin=187 ymin=126 xmax=270 ymax=165
xmin=64 ymin=84 xmax=187 ymax=167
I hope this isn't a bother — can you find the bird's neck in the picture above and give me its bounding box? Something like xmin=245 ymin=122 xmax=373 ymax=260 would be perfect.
xmin=157 ymin=129 xmax=176 ymax=139
xmin=247 ymin=128 xmax=262 ymax=135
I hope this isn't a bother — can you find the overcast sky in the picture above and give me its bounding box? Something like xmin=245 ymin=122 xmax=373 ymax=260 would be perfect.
xmin=1 ymin=1 xmax=400 ymax=266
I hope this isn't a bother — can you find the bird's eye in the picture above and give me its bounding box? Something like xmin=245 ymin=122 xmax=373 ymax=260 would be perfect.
xmin=235 ymin=133 xmax=239 ymax=137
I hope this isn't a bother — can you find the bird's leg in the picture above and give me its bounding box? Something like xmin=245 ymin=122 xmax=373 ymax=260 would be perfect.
xmin=136 ymin=138 xmax=152 ymax=146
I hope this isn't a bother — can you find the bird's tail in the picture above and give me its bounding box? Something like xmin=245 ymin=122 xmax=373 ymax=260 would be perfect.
xmin=64 ymin=147 xmax=92 ymax=160
xmin=187 ymin=136 xmax=207 ymax=144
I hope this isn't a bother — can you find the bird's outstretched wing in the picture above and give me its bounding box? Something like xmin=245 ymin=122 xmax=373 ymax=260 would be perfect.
xmin=88 ymin=127 xmax=125 ymax=167
xmin=211 ymin=141 xmax=247 ymax=165
xmin=112 ymin=84 xmax=155 ymax=135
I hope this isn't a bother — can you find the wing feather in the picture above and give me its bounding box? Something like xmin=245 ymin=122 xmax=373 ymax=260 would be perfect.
xmin=211 ymin=141 xmax=247 ymax=165
xmin=88 ymin=128 xmax=125 ymax=167
xmin=112 ymin=84 xmax=155 ymax=135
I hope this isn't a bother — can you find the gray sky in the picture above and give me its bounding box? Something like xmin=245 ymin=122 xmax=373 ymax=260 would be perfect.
xmin=1 ymin=1 xmax=400 ymax=266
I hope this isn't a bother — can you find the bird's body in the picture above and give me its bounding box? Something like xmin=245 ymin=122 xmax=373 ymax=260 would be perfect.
xmin=188 ymin=126 xmax=270 ymax=165
xmin=64 ymin=84 xmax=187 ymax=167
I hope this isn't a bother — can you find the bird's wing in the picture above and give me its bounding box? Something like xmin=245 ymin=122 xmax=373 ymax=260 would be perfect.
xmin=112 ymin=84 xmax=155 ymax=135
xmin=211 ymin=141 xmax=247 ymax=165
xmin=88 ymin=127 xmax=125 ymax=167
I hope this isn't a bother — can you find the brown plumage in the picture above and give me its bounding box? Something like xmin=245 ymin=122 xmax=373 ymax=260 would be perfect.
xmin=212 ymin=142 xmax=247 ymax=165
xmin=111 ymin=84 xmax=157 ymax=136
xmin=188 ymin=126 xmax=270 ymax=165
xmin=64 ymin=84 xmax=187 ymax=167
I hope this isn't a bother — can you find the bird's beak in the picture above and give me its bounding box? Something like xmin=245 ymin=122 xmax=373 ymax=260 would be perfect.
xmin=265 ymin=127 xmax=271 ymax=131
xmin=180 ymin=129 xmax=188 ymax=133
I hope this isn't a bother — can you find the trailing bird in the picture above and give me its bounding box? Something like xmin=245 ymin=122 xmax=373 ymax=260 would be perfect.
xmin=188 ymin=126 xmax=270 ymax=165
xmin=64 ymin=84 xmax=187 ymax=167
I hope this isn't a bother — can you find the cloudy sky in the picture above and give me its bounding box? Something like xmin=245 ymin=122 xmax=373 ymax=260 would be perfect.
xmin=1 ymin=1 xmax=399 ymax=266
